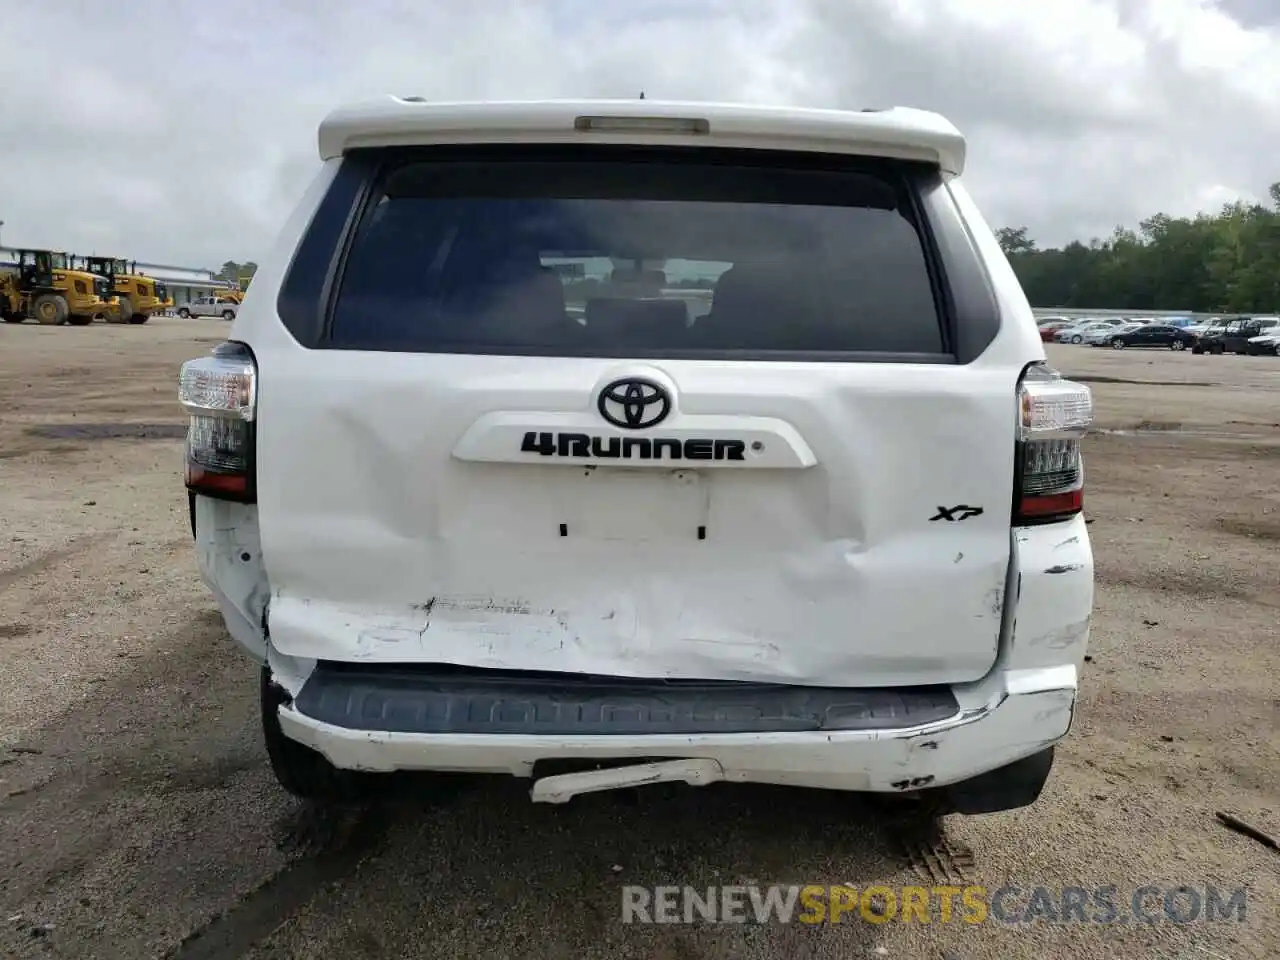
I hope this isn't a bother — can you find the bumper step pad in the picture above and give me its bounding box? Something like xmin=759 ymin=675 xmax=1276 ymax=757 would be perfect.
xmin=293 ymin=662 xmax=960 ymax=736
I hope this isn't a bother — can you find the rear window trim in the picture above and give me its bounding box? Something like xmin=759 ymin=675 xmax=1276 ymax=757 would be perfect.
xmin=278 ymin=143 xmax=994 ymax=363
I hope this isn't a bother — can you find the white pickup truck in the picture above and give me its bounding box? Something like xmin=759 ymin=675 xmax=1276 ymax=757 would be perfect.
xmin=178 ymin=296 xmax=238 ymax=320
xmin=179 ymin=97 xmax=1095 ymax=815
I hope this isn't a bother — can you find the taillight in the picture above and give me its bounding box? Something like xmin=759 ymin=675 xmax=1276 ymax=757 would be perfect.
xmin=1014 ymin=363 xmax=1092 ymax=525
xmin=178 ymin=341 xmax=256 ymax=503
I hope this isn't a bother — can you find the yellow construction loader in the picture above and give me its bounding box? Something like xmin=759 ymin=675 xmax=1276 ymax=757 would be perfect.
xmin=0 ymin=249 xmax=116 ymax=325
xmin=74 ymin=256 xmax=163 ymax=324
xmin=218 ymin=277 xmax=251 ymax=304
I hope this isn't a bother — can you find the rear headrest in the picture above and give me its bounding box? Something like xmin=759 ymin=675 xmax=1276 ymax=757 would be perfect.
xmin=709 ymin=263 xmax=814 ymax=315
xmin=584 ymin=297 xmax=688 ymax=347
xmin=692 ymin=262 xmax=820 ymax=350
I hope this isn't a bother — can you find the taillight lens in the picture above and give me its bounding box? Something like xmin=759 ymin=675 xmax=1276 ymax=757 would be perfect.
xmin=178 ymin=341 xmax=256 ymax=502
xmin=1014 ymin=363 xmax=1092 ymax=525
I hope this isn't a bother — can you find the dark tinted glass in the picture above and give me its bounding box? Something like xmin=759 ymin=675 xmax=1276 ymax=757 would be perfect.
xmin=327 ymin=155 xmax=947 ymax=357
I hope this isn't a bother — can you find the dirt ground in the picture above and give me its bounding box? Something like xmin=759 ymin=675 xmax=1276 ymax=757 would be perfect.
xmin=1 ymin=318 xmax=1277 ymax=960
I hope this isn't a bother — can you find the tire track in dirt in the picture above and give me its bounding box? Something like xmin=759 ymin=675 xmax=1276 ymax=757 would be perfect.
xmin=165 ymin=805 xmax=391 ymax=960
xmin=0 ymin=532 xmax=116 ymax=591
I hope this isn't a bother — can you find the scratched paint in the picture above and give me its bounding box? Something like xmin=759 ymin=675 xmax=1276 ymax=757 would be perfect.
xmin=1030 ymin=618 xmax=1090 ymax=650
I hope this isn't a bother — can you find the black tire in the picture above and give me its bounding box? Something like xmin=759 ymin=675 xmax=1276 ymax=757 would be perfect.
xmin=1170 ymin=340 xmax=1186 ymax=351
xmin=128 ymin=313 xmax=149 ymax=325
xmin=32 ymin=293 xmax=69 ymax=326
xmin=1212 ymin=344 xmax=1224 ymax=355
xmin=1110 ymin=338 xmax=1126 ymax=349
xmin=1070 ymin=334 xmax=1083 ymax=344
xmin=66 ymin=314 xmax=93 ymax=326
xmin=3 ymin=313 xmax=24 ymax=324
xmin=1191 ymin=345 xmax=1203 ymax=354
xmin=221 ymin=310 xmax=235 ymax=321
xmin=178 ymin=307 xmax=190 ymax=318
xmin=261 ymin=667 xmax=371 ymax=804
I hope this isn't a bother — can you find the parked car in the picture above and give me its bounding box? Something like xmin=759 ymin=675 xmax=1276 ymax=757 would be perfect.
xmin=178 ymin=296 xmax=239 ymax=320
xmin=1038 ymin=320 xmax=1075 ymax=342
xmin=1192 ymin=316 xmax=1279 ymax=355
xmin=178 ymin=97 xmax=1095 ymax=815
xmin=1244 ymin=331 xmax=1280 ymax=356
xmin=1106 ymin=324 xmax=1198 ymax=350
xmin=1185 ymin=322 xmax=1219 ymax=336
xmin=1087 ymin=321 xmax=1143 ymax=345
xmin=1056 ymin=322 xmax=1114 ymax=344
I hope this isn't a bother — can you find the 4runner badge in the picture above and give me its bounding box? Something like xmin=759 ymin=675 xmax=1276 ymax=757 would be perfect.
xmin=519 ymin=432 xmax=746 ymax=462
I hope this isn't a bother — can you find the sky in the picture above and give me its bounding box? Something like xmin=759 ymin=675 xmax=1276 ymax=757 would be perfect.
xmin=1 ymin=0 xmax=1277 ymax=270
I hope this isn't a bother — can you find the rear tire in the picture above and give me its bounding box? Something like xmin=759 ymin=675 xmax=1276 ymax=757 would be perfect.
xmin=178 ymin=307 xmax=190 ymax=318
xmin=128 ymin=313 xmax=149 ymax=325
xmin=1170 ymin=340 xmax=1186 ymax=351
xmin=66 ymin=314 xmax=93 ymax=326
xmin=109 ymin=297 xmax=133 ymax=324
xmin=261 ymin=667 xmax=371 ymax=804
xmin=221 ymin=310 xmax=235 ymax=321
xmin=1110 ymin=338 xmax=1126 ymax=349
xmin=32 ymin=294 xmax=69 ymax=326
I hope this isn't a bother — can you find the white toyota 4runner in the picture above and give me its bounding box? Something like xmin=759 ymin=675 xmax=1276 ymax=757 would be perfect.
xmin=180 ymin=98 xmax=1094 ymax=813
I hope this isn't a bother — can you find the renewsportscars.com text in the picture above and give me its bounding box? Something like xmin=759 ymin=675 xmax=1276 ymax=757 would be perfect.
xmin=621 ymin=884 xmax=1248 ymax=925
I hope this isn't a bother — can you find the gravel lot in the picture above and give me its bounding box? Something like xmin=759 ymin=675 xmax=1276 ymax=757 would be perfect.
xmin=1 ymin=318 xmax=1277 ymax=960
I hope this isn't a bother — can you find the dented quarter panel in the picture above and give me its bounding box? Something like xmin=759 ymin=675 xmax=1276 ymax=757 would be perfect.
xmin=194 ymin=496 xmax=270 ymax=662
xmin=1005 ymin=514 xmax=1094 ymax=671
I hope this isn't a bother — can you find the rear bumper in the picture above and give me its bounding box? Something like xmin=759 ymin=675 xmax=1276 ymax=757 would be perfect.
xmin=274 ymin=662 xmax=1076 ymax=797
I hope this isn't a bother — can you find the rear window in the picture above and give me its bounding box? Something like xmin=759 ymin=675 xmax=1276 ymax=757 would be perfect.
xmin=321 ymin=149 xmax=950 ymax=358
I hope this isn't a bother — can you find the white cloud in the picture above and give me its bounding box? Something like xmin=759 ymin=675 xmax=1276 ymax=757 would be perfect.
xmin=1 ymin=0 xmax=1277 ymax=267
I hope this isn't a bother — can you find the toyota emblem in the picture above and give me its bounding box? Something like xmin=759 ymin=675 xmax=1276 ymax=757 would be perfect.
xmin=597 ymin=377 xmax=671 ymax=429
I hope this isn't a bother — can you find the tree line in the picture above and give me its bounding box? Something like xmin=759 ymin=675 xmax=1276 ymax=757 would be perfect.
xmin=217 ymin=261 xmax=258 ymax=287
xmin=996 ymin=182 xmax=1280 ymax=313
